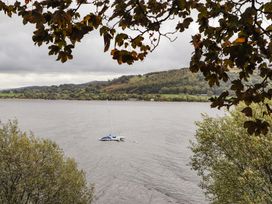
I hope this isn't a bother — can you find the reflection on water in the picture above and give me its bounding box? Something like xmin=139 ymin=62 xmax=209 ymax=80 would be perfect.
xmin=0 ymin=100 xmax=222 ymax=204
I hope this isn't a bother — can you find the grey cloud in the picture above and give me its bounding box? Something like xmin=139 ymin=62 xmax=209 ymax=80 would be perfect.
xmin=0 ymin=12 xmax=195 ymax=87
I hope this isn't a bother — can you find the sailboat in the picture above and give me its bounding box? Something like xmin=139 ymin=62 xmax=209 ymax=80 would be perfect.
xmin=99 ymin=101 xmax=125 ymax=142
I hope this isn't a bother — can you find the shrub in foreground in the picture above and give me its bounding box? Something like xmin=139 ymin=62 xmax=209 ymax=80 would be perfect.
xmin=191 ymin=103 xmax=272 ymax=203
xmin=0 ymin=120 xmax=93 ymax=204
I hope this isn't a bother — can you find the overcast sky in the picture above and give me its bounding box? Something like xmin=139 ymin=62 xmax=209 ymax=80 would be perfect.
xmin=0 ymin=12 xmax=196 ymax=89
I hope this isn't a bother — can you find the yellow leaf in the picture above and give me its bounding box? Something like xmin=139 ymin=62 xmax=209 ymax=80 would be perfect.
xmin=234 ymin=37 xmax=246 ymax=44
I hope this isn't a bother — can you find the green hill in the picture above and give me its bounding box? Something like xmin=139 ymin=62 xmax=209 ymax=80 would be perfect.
xmin=0 ymin=68 xmax=235 ymax=102
xmin=103 ymin=68 xmax=227 ymax=95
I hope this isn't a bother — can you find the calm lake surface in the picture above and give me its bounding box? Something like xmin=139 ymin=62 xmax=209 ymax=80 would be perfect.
xmin=0 ymin=99 xmax=223 ymax=204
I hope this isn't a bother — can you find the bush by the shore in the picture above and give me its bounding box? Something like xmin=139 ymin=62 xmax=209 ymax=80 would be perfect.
xmin=0 ymin=120 xmax=93 ymax=204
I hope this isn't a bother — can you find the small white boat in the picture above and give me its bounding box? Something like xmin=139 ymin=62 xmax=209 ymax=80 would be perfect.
xmin=99 ymin=134 xmax=125 ymax=142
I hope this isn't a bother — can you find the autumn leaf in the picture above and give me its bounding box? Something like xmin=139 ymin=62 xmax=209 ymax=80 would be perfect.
xmin=234 ymin=37 xmax=246 ymax=44
xmin=192 ymin=34 xmax=202 ymax=49
xmin=223 ymin=41 xmax=231 ymax=47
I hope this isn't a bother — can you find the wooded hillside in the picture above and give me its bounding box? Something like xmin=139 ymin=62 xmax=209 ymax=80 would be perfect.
xmin=1 ymin=68 xmax=257 ymax=102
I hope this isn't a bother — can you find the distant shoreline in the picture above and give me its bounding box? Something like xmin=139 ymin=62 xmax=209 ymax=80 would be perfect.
xmin=0 ymin=94 xmax=210 ymax=103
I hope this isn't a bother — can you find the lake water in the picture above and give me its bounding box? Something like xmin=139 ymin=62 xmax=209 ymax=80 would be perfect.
xmin=0 ymin=99 xmax=222 ymax=204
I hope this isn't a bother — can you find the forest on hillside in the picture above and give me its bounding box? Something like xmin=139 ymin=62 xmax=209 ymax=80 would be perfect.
xmin=0 ymin=68 xmax=260 ymax=102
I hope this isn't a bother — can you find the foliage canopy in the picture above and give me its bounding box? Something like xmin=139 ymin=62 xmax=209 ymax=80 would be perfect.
xmin=0 ymin=0 xmax=271 ymax=133
xmin=0 ymin=120 xmax=93 ymax=204
xmin=191 ymin=102 xmax=272 ymax=203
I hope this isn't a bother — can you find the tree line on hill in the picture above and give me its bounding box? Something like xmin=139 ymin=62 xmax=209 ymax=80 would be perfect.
xmin=0 ymin=68 xmax=260 ymax=102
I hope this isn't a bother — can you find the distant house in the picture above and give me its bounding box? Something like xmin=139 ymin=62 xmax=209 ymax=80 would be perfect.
xmin=128 ymin=98 xmax=138 ymax=101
